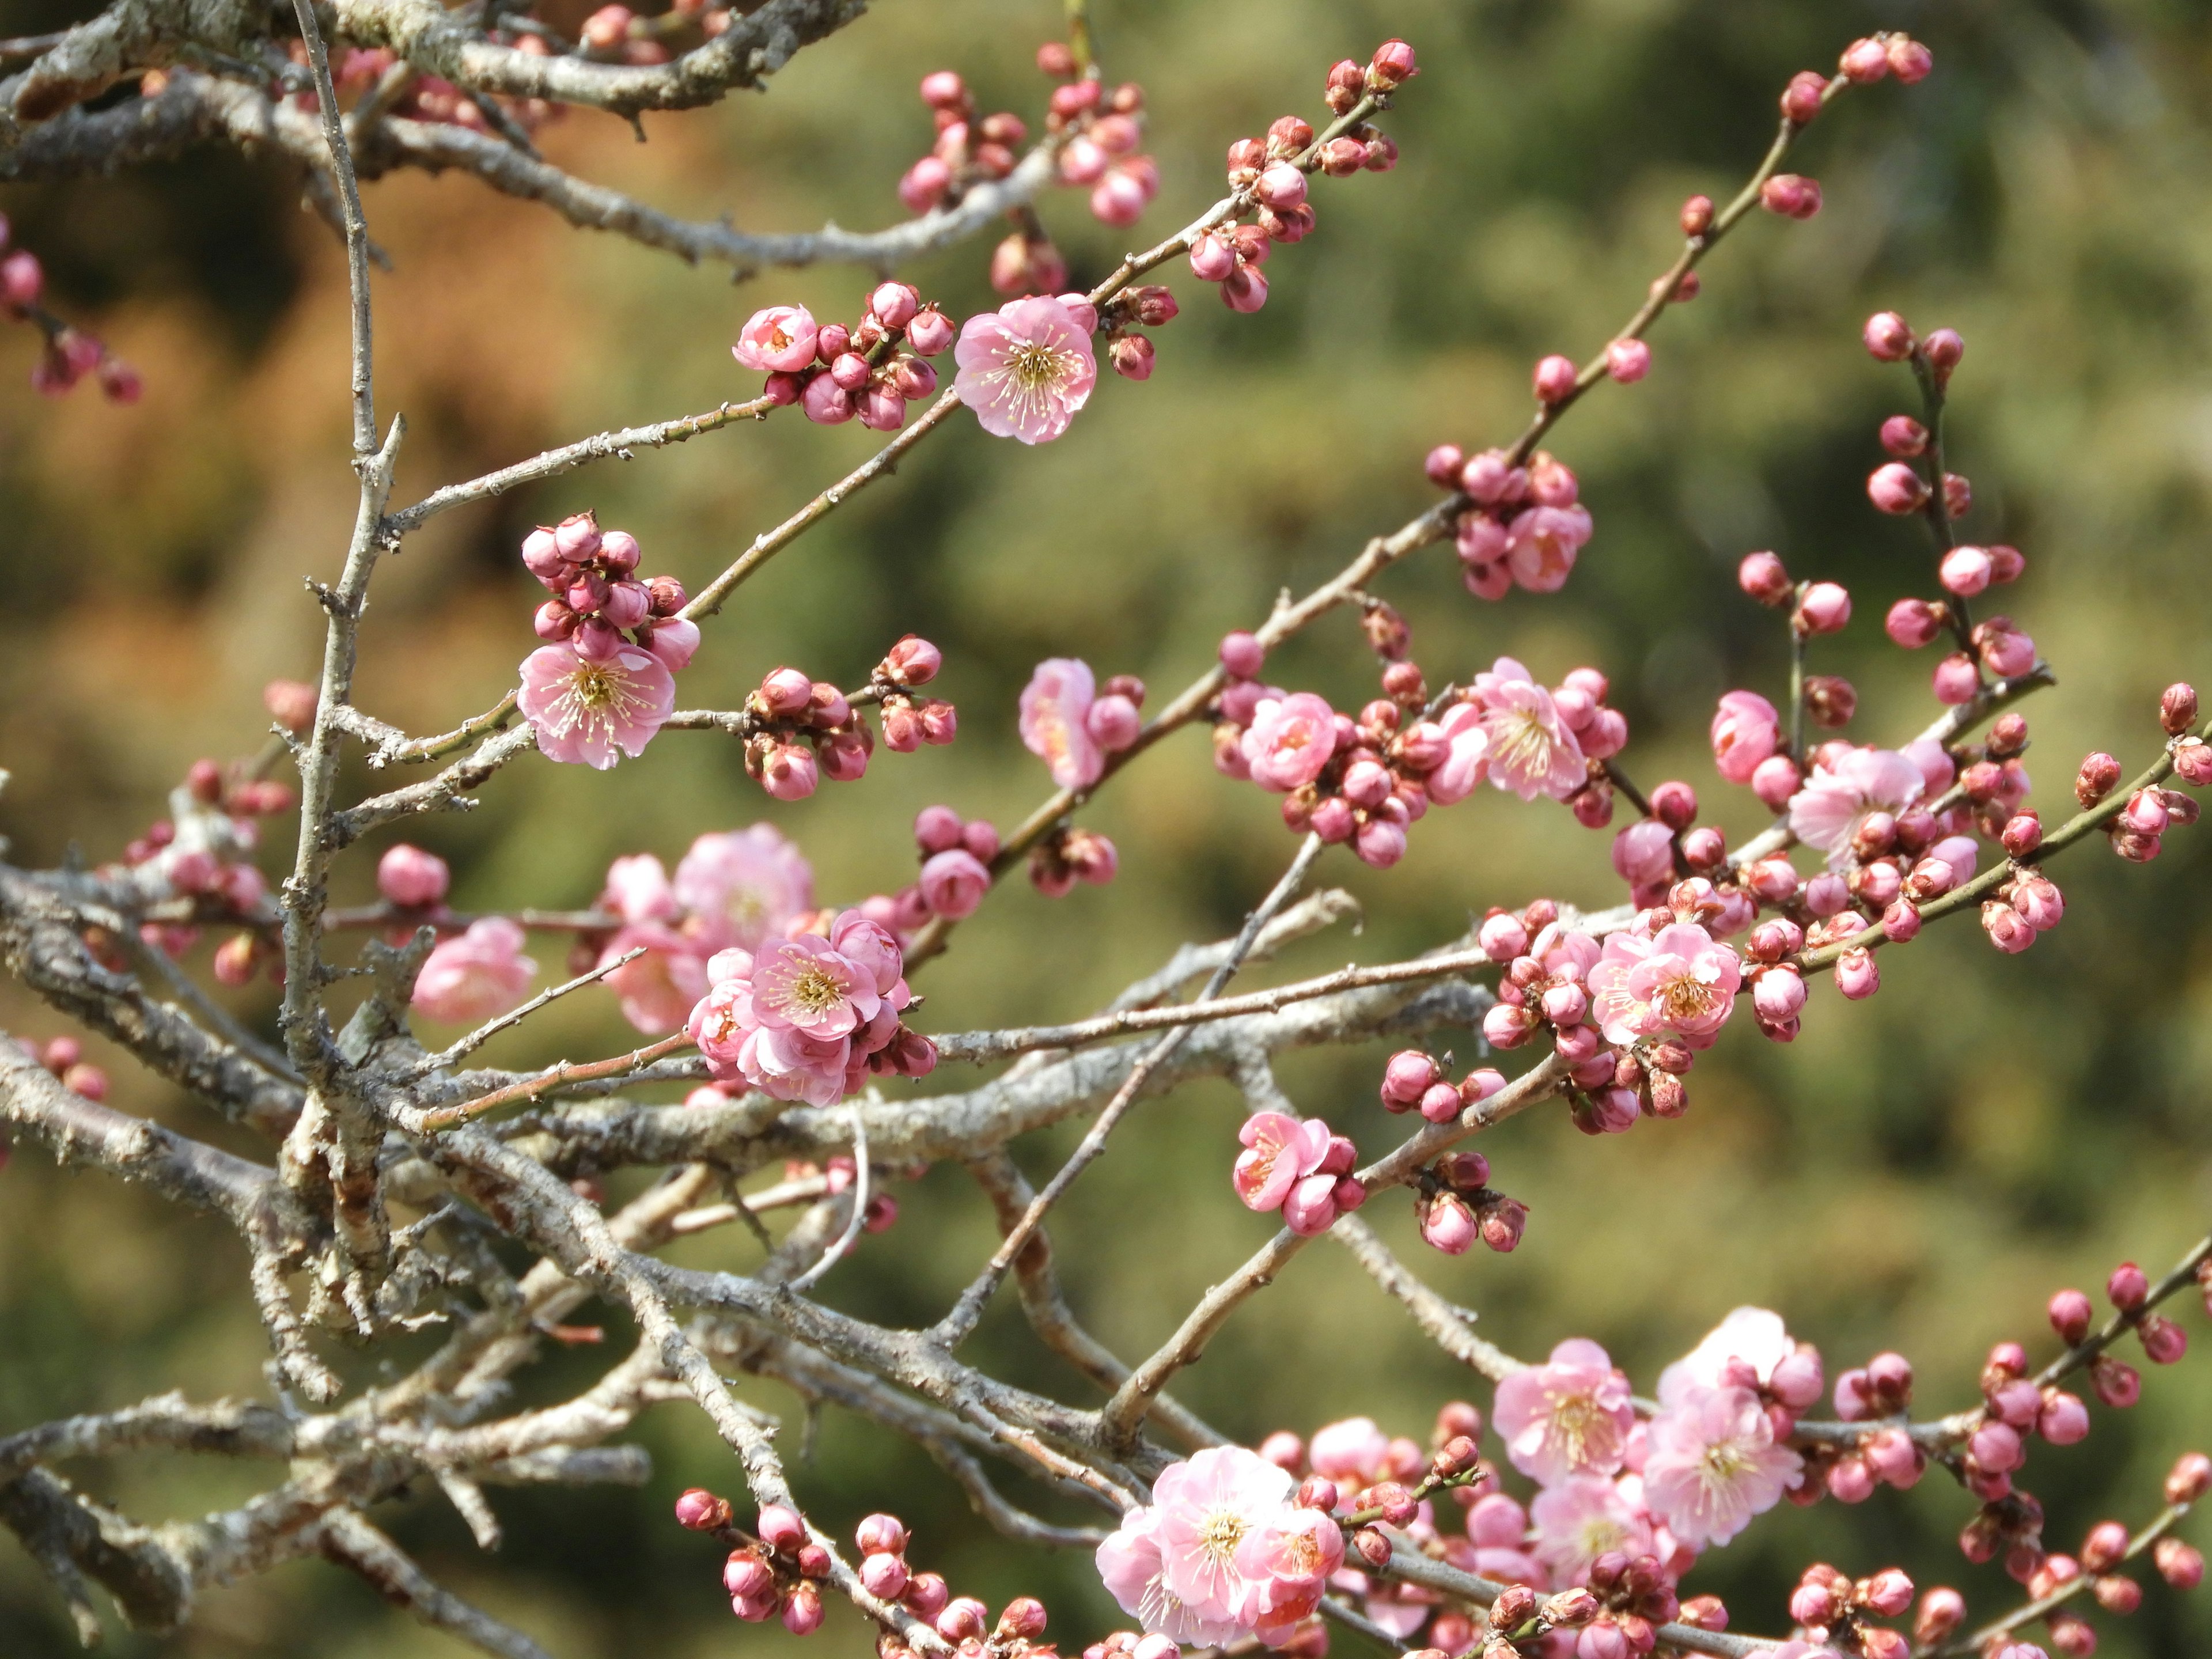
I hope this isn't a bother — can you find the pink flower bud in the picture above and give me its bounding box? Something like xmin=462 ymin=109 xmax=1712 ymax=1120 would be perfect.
xmin=1828 ymin=1456 xmax=1876 ymax=1503
xmin=919 ymin=849 xmax=990 ymax=920
xmin=1751 ymin=753 xmax=1802 ymax=810
xmin=1881 ymin=414 xmax=1930 ymax=456
xmin=676 ymin=1488 xmax=731 ymax=1531
xmin=1863 ymin=311 xmax=1915 ymax=361
xmin=859 ymin=1552 xmax=908 ymax=1598
xmin=780 ymin=1582 xmax=823 ymax=1635
xmin=1914 ymin=1588 xmax=1966 ymax=1643
xmin=1380 ymin=1050 xmax=1444 ymax=1107
xmin=756 ymin=1505 xmax=806 ymax=1554
xmin=2108 ymin=1260 xmax=2149 ymax=1308
xmin=2156 ymin=1539 xmax=2204 ymax=1589
xmin=1479 ymin=911 xmax=1529 ymax=963
xmin=1796 ymin=581 xmax=1853 ymax=635
xmin=1869 ymin=462 xmax=1931 ymax=514
xmin=1781 ymin=69 xmax=1829 ymax=123
xmin=800 ymin=373 xmax=854 ymax=425
xmin=1885 ymin=597 xmax=1944 ymax=647
xmin=1932 ymin=652 xmax=1980 ymax=704
xmin=1532 ymin=354 xmax=1578 ymax=403
xmin=1940 ymin=546 xmax=1993 ymax=596
xmin=2047 ymin=1288 xmax=2093 ymax=1344
xmin=1422 ymin=1192 xmax=1477 ymax=1255
xmin=1086 ymin=693 xmax=1142 ymax=752
xmin=0 ymin=249 xmax=45 ymax=308
xmin=1188 ymin=230 xmax=1238 ymax=283
xmin=1605 ymin=338 xmax=1651 ymax=383
xmin=1969 ymin=1421 xmax=2023 ymax=1473
xmin=377 ymin=843 xmax=450 ymax=908
xmin=1761 ymin=173 xmax=1822 ymax=218
xmin=903 ymin=1572 xmax=949 ymax=1620
xmin=1860 ymin=1569 xmax=1915 ymax=1618
xmin=1805 ymin=872 xmax=1851 ymax=916
xmin=1221 ymin=265 xmax=1269 ymax=313
xmin=2092 ymin=1357 xmax=2140 ymax=1408
xmin=1980 ymin=900 xmax=2035 ymax=955
xmin=1368 ymin=37 xmax=1418 ymax=89
xmin=2037 ymin=1389 xmax=2089 ymax=1445
xmin=1889 ymin=37 xmax=1934 ymax=81
xmin=1254 ymin=162 xmax=1307 ymax=209
xmin=918 ymin=69 xmax=965 ymax=107
xmin=2141 ymin=1315 xmax=2188 ymax=1364
xmin=1835 ymin=947 xmax=1880 ymax=999
xmin=760 ymin=743 xmax=818 ymax=801
xmin=903 ymin=308 xmax=955 ymax=358
xmin=1866 ymin=1427 xmax=1921 ymax=1488
xmin=1925 ymin=328 xmax=1965 ymax=373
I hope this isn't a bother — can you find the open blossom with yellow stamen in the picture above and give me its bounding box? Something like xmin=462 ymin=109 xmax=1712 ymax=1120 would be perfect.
xmin=1468 ymin=656 xmax=1587 ymax=801
xmin=1587 ymin=920 xmax=1743 ymax=1047
xmin=953 ymin=296 xmax=1098 ymax=444
xmin=517 ymin=642 xmax=675 ymax=770
xmin=1494 ymin=1339 xmax=1637 ymax=1486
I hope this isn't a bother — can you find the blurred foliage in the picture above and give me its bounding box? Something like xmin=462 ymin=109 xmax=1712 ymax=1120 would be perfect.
xmin=4 ymin=0 xmax=2212 ymax=1653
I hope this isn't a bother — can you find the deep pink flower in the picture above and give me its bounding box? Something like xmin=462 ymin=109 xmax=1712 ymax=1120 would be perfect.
xmin=1710 ymin=691 xmax=1782 ymax=785
xmin=733 ymin=305 xmax=819 ymax=373
xmin=598 ymin=922 xmax=708 ymax=1033
xmin=412 ymin=918 xmax=535 ymax=1023
xmin=1495 ymin=1339 xmax=1636 ymax=1486
xmin=1241 ymin=694 xmax=1338 ymax=793
xmin=953 ymin=296 xmax=1097 ymax=443
xmin=919 ymin=848 xmax=991 ymax=919
xmin=1424 ymin=703 xmax=1490 ymax=805
xmin=1152 ymin=1446 xmax=1297 ymax=1631
xmin=1097 ymin=1506 xmax=1244 ymax=1648
xmin=673 ymin=824 xmax=813 ymax=955
xmin=1787 ymin=748 xmax=1925 ymax=869
xmin=1234 ymin=1112 xmax=1332 ymax=1212
xmin=518 ymin=643 xmax=675 ymax=770
xmin=1586 ymin=922 xmax=1741 ymax=1046
xmin=1641 ymin=1384 xmax=1802 ymax=1547
xmin=751 ymin=933 xmax=881 ymax=1039
xmin=1471 ymin=659 xmax=1586 ymax=800
xmin=1504 ymin=503 xmax=1593 ymax=593
xmin=1529 ymin=1476 xmax=1656 ymax=1585
xmin=1020 ymin=658 xmax=1105 ymax=789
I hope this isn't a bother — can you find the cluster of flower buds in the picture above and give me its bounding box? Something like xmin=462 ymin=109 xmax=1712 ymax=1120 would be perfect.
xmin=515 ymin=513 xmax=691 ymax=768
xmin=1233 ymin=1111 xmax=1366 ymax=1235
xmin=1426 ymin=447 xmax=1596 ymax=601
xmin=900 ymin=71 xmax=1025 ymax=213
xmin=12 ymin=1034 xmax=108 ymax=1104
xmin=575 ymin=0 xmax=736 ymax=65
xmin=1 ymin=214 xmax=139 ymax=401
xmin=2167 ymin=680 xmax=2212 ymax=789
xmin=675 ymin=1495 xmax=830 ymax=1632
xmin=1421 ymin=1150 xmax=1527 ymax=1257
xmin=1098 ymin=282 xmax=1177 ymax=381
xmin=1185 ymin=41 xmax=1405 ymax=313
xmin=869 ymin=805 xmax=1001 ymax=929
xmin=1035 ymin=55 xmax=1158 ymax=230
xmin=762 ymin=638 xmax=955 ymax=801
xmin=317 ymin=47 xmax=558 ymax=137
xmin=101 ymin=749 xmax=290 ymax=963
xmin=1786 ymin=1563 xmax=1915 ymax=1659
xmin=1081 ymin=1631 xmax=1178 ymax=1659
xmin=736 ymin=286 xmax=952 ymax=429
xmin=2074 ymin=683 xmax=2207 ymax=865
xmin=1026 ymin=822 xmax=1118 ymax=897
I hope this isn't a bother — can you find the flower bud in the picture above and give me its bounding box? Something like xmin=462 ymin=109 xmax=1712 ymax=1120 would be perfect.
xmin=1368 ymin=38 xmax=1418 ymax=91
xmin=1761 ymin=173 xmax=1821 ymax=218
xmin=1870 ymin=462 xmax=1931 ymax=514
xmin=1737 ymin=550 xmax=1792 ymax=605
xmin=1795 ymin=581 xmax=1853 ymax=635
xmin=1781 ymin=69 xmax=1828 ymax=123
xmin=2155 ymin=1539 xmax=2204 ymax=1589
xmin=1532 ymin=354 xmax=1578 ymax=403
xmin=1605 ymin=338 xmax=1651 ymax=383
xmin=2076 ymin=752 xmax=2123 ymax=808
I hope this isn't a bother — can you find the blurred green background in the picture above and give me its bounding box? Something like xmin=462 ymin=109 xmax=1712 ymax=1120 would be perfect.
xmin=4 ymin=0 xmax=2211 ymax=1652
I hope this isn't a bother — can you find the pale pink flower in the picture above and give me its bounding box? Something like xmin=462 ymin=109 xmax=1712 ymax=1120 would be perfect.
xmin=1586 ymin=923 xmax=1741 ymax=1046
xmin=1786 ymin=747 xmax=1925 ymax=870
xmin=1494 ymin=1339 xmax=1636 ymax=1486
xmin=751 ymin=932 xmax=881 ymax=1039
xmin=1097 ymin=1506 xmax=1245 ymax=1648
xmin=1237 ymin=1506 xmax=1346 ymax=1641
xmin=1020 ymin=658 xmax=1104 ymax=789
xmin=1657 ymin=1307 xmax=1821 ymax=1409
xmin=1471 ymin=659 xmax=1585 ymax=800
xmin=1153 ymin=1446 xmax=1296 ymax=1630
xmin=1529 ymin=1476 xmax=1656 ymax=1585
xmin=673 ymin=824 xmax=813 ymax=955
xmin=1611 ymin=819 xmax=1676 ymax=888
xmin=1308 ymin=1418 xmax=1391 ymax=1487
xmin=412 ymin=918 xmax=535 ymax=1023
xmin=518 ymin=643 xmax=675 ymax=770
xmin=733 ymin=304 xmax=819 ymax=373
xmin=1504 ymin=503 xmax=1593 ymax=593
xmin=598 ymin=923 xmax=707 ymax=1034
xmin=600 ymin=853 xmax=679 ymax=924
xmin=1640 ymin=1384 xmax=1803 ymax=1548
xmin=1241 ymin=693 xmax=1338 ymax=793
xmin=1710 ymin=691 xmax=1782 ymax=785
xmin=953 ymin=296 xmax=1097 ymax=443
xmin=1234 ymin=1112 xmax=1331 ymax=1212
xmin=1423 ymin=703 xmax=1490 ymax=805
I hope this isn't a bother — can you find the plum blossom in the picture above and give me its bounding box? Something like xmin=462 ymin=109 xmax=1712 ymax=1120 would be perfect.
xmin=1710 ymin=691 xmax=1782 ymax=785
xmin=733 ymin=304 xmax=820 ymax=373
xmin=1150 ymin=1446 xmax=1296 ymax=1631
xmin=1503 ymin=502 xmax=1594 ymax=593
xmin=1640 ymin=1385 xmax=1802 ymax=1547
xmin=1657 ymin=1306 xmax=1822 ymax=1410
xmin=1234 ymin=1506 xmax=1345 ymax=1641
xmin=1529 ymin=1476 xmax=1656 ymax=1585
xmin=1234 ymin=1112 xmax=1331 ymax=1212
xmin=1423 ymin=703 xmax=1490 ymax=805
xmin=1097 ymin=1506 xmax=1242 ymax=1648
xmin=412 ymin=918 xmax=535 ymax=1023
xmin=1586 ymin=923 xmax=1742 ymax=1046
xmin=1787 ymin=747 xmax=1925 ymax=870
xmin=1469 ymin=659 xmax=1585 ymax=800
xmin=598 ymin=923 xmax=709 ymax=1032
xmin=518 ymin=643 xmax=675 ymax=769
xmin=1308 ymin=1418 xmax=1392 ymax=1487
xmin=954 ymin=296 xmax=1097 ymax=443
xmin=1241 ymin=693 xmax=1338 ymax=793
xmin=1020 ymin=658 xmax=1104 ymax=789
xmin=673 ymin=824 xmax=814 ymax=955
xmin=601 ymin=853 xmax=679 ymax=924
xmin=1494 ymin=1339 xmax=1636 ymax=1485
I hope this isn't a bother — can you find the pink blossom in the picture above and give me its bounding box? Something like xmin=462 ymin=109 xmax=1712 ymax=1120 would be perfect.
xmin=685 ymin=911 xmax=915 ymax=1105
xmin=1529 ymin=1477 xmax=1655 ymax=1585
xmin=751 ymin=932 xmax=881 ymax=1039
xmin=1504 ymin=504 xmax=1594 ymax=593
xmin=1151 ymin=1446 xmax=1297 ymax=1631
xmin=1423 ymin=703 xmax=1490 ymax=805
xmin=1309 ymin=1418 xmax=1391 ymax=1486
xmin=1241 ymin=694 xmax=1339 ymax=793
xmin=953 ymin=296 xmax=1097 ymax=443
xmin=919 ymin=849 xmax=991 ymax=919
xmin=1494 ymin=1339 xmax=1636 ymax=1486
xmin=1786 ymin=747 xmax=1925 ymax=870
xmin=1020 ymin=658 xmax=1104 ymax=789
xmin=1097 ymin=1506 xmax=1244 ymax=1648
xmin=673 ymin=824 xmax=813 ymax=955
xmin=1471 ymin=659 xmax=1585 ymax=800
xmin=1710 ymin=691 xmax=1781 ymax=785
xmin=733 ymin=305 xmax=820 ymax=373
xmin=1640 ymin=1384 xmax=1802 ymax=1547
xmin=518 ymin=643 xmax=675 ymax=770
xmin=412 ymin=918 xmax=535 ymax=1023
xmin=1611 ymin=819 xmax=1675 ymax=888
xmin=1586 ymin=923 xmax=1741 ymax=1046
xmin=1234 ymin=1112 xmax=1331 ymax=1212
xmin=598 ymin=922 xmax=708 ymax=1033
xmin=1658 ymin=1307 xmax=1822 ymax=1410
xmin=1235 ymin=1506 xmax=1346 ymax=1641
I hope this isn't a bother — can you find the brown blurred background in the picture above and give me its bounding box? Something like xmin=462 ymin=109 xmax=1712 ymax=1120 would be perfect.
xmin=4 ymin=0 xmax=2211 ymax=1653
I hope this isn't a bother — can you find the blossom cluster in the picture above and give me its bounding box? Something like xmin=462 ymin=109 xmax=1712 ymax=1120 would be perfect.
xmin=1232 ymin=1112 xmax=1365 ymax=1236
xmin=1185 ymin=41 xmax=1410 ymax=315
xmin=685 ymin=907 xmax=934 ymax=1105
xmin=1428 ymin=448 xmax=1596 ymax=601
xmin=735 ymin=283 xmax=950 ymax=430
xmin=0 ymin=213 xmax=140 ymax=401
xmin=515 ymin=513 xmax=690 ymax=769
